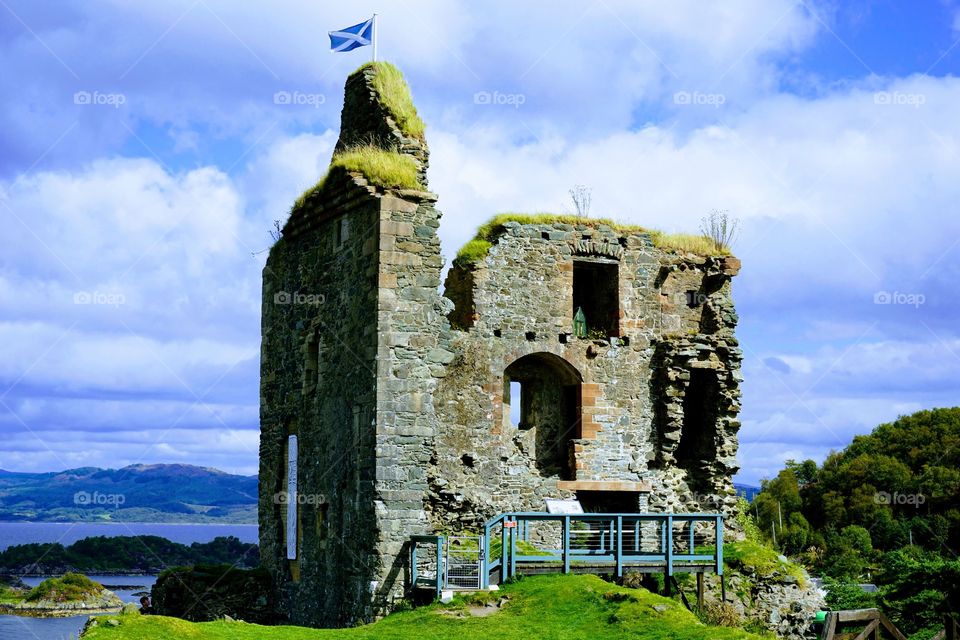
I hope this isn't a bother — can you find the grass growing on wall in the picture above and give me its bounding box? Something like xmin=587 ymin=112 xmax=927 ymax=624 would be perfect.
xmin=81 ymin=574 xmax=765 ymax=640
xmin=453 ymin=212 xmax=729 ymax=268
xmin=354 ymin=61 xmax=426 ymax=140
xmin=292 ymin=146 xmax=421 ymax=212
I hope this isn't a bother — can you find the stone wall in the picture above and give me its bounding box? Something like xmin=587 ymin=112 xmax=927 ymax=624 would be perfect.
xmin=430 ymin=222 xmax=743 ymax=530
xmin=260 ymin=61 xmax=745 ymax=628
xmin=259 ymin=171 xmax=382 ymax=627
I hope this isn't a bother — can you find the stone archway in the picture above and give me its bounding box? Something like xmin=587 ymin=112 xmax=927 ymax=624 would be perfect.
xmin=503 ymin=353 xmax=582 ymax=480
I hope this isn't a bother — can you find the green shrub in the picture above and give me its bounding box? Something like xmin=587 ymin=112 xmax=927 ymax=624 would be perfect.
xmin=822 ymin=579 xmax=877 ymax=611
xmin=25 ymin=572 xmax=102 ymax=602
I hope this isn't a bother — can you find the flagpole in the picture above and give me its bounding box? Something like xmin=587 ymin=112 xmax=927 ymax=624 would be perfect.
xmin=372 ymin=13 xmax=378 ymax=62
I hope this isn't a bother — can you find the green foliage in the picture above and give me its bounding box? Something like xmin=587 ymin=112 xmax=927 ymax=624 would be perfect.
xmin=751 ymin=467 xmax=812 ymax=556
xmin=82 ymin=574 xmax=766 ymax=640
xmin=755 ymin=407 xmax=960 ymax=631
xmin=874 ymin=548 xmax=960 ymax=635
xmin=785 ymin=459 xmax=818 ymax=487
xmin=724 ymin=540 xmax=808 ymax=587
xmin=452 ymin=213 xmax=726 ymax=268
xmin=354 ymin=61 xmax=426 ymax=139
xmin=733 ymin=496 xmax=762 ymax=543
xmin=0 ymin=535 xmax=257 ymax=574
xmin=25 ymin=572 xmax=102 ymax=603
xmin=821 ymin=578 xmax=876 ymax=611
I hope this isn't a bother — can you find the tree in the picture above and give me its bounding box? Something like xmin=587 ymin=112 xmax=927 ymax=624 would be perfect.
xmin=785 ymin=459 xmax=818 ymax=487
xmin=569 ymin=185 xmax=591 ymax=218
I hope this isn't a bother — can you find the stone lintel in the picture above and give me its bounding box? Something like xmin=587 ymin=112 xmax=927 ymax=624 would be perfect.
xmin=556 ymin=480 xmax=651 ymax=493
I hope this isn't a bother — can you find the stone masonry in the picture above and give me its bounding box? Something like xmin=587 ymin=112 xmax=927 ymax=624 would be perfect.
xmin=259 ymin=63 xmax=743 ymax=628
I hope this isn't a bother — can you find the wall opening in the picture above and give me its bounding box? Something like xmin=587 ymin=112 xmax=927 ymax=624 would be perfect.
xmin=577 ymin=491 xmax=641 ymax=513
xmin=503 ymin=353 xmax=582 ymax=480
xmin=676 ymin=369 xmax=720 ymax=490
xmin=303 ymin=330 xmax=320 ymax=394
xmin=334 ymin=216 xmax=349 ymax=249
xmin=573 ymin=260 xmax=619 ymax=338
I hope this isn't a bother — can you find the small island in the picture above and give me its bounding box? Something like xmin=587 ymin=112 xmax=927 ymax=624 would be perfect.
xmin=0 ymin=572 xmax=123 ymax=617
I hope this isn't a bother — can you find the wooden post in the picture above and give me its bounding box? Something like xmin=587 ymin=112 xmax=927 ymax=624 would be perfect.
xmin=696 ymin=572 xmax=704 ymax=610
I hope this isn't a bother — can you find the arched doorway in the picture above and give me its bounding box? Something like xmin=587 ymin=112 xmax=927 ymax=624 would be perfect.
xmin=503 ymin=353 xmax=582 ymax=480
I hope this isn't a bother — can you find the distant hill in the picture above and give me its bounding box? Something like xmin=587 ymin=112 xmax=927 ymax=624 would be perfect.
xmin=0 ymin=464 xmax=257 ymax=523
xmin=734 ymin=483 xmax=760 ymax=502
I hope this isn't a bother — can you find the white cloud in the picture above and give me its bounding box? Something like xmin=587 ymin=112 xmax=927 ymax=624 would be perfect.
xmin=1 ymin=1 xmax=958 ymax=484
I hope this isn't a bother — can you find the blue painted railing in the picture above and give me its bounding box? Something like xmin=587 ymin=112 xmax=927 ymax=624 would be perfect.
xmin=409 ymin=534 xmax=445 ymax=599
xmin=480 ymin=512 xmax=724 ymax=589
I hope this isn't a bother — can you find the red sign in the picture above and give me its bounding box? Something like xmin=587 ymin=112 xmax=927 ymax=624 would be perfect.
xmin=503 ymin=521 xmax=517 ymax=529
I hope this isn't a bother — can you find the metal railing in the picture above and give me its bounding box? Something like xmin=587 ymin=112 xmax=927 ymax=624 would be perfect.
xmin=409 ymin=534 xmax=445 ymax=599
xmin=481 ymin=512 xmax=724 ymax=589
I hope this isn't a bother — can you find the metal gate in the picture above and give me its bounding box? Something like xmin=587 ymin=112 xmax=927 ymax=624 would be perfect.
xmin=445 ymin=536 xmax=482 ymax=590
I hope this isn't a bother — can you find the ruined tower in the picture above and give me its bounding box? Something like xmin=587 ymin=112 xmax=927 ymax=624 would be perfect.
xmin=259 ymin=62 xmax=743 ymax=628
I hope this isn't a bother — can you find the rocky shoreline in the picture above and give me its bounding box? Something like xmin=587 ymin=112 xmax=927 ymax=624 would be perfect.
xmin=0 ymin=590 xmax=124 ymax=618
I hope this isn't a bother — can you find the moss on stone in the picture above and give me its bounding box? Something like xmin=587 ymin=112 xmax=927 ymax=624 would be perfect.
xmin=453 ymin=212 xmax=728 ymax=268
xmin=352 ymin=61 xmax=426 ymax=140
xmin=724 ymin=540 xmax=808 ymax=588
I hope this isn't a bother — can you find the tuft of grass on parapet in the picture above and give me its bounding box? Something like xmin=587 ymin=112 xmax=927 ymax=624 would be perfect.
xmin=352 ymin=61 xmax=426 ymax=140
xmin=649 ymin=230 xmax=730 ymax=256
xmin=453 ymin=212 xmax=727 ymax=268
xmin=291 ymin=146 xmax=421 ymax=213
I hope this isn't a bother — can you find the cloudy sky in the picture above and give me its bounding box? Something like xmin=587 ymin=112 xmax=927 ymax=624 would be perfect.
xmin=1 ymin=1 xmax=958 ymax=484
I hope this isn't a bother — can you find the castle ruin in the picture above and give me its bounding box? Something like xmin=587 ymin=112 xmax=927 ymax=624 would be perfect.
xmin=258 ymin=62 xmax=743 ymax=627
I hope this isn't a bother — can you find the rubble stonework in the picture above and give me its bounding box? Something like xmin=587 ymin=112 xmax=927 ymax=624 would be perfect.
xmin=259 ymin=63 xmax=744 ymax=627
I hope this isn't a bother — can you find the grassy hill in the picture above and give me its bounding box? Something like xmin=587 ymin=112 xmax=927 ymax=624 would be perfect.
xmin=0 ymin=464 xmax=257 ymax=523
xmin=81 ymin=574 xmax=765 ymax=640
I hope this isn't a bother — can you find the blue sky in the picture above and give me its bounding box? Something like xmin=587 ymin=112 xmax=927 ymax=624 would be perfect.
xmin=1 ymin=1 xmax=959 ymax=485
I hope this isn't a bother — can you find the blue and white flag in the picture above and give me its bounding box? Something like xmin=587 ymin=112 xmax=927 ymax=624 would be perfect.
xmin=329 ymin=17 xmax=374 ymax=53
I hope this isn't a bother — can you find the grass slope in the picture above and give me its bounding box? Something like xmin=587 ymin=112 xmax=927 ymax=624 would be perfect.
xmin=453 ymin=213 xmax=728 ymax=267
xmin=82 ymin=574 xmax=763 ymax=640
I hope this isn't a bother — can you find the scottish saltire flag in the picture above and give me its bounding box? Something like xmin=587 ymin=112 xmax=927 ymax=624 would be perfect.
xmin=329 ymin=17 xmax=374 ymax=53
